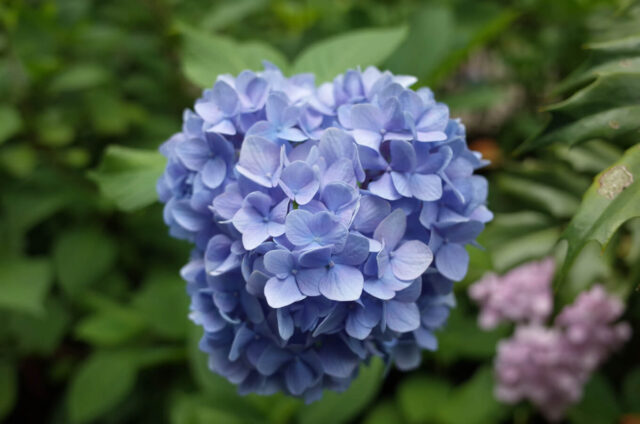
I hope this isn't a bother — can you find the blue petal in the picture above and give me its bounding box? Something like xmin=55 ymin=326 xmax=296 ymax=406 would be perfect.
xmin=369 ymin=172 xmax=402 ymax=201
xmin=389 ymin=139 xmax=416 ymax=173
xmin=277 ymin=308 xmax=294 ymax=340
xmin=353 ymin=195 xmax=391 ymax=234
xmin=393 ymin=342 xmax=421 ymax=371
xmin=385 ymin=300 xmax=420 ymax=332
xmin=264 ymin=275 xmax=306 ymax=308
xmin=237 ymin=136 xmax=283 ymax=187
xmin=334 ymin=233 xmax=369 ymax=265
xmin=200 ymin=156 xmax=227 ymax=189
xmin=318 ymin=340 xmax=359 ymax=378
xmin=373 ymin=208 xmax=406 ymax=250
xmin=285 ymin=359 xmax=315 ymax=395
xmin=175 ymin=138 xmax=208 ymax=170
xmin=263 ymin=249 xmax=294 ymax=276
xmin=298 ymin=246 xmax=332 ymax=268
xmin=229 ymin=325 xmax=254 ymax=361
xmin=256 ymin=344 xmax=292 ymax=376
xmin=212 ymin=80 xmax=239 ymax=115
xmin=409 ymin=173 xmax=442 ymax=201
xmin=350 ymin=104 xmax=383 ymax=132
xmin=318 ymin=264 xmax=363 ymax=301
xmin=285 ymin=209 xmax=315 ymax=247
xmin=390 ymin=240 xmax=433 ymax=281
xmin=435 ymin=243 xmax=469 ymax=282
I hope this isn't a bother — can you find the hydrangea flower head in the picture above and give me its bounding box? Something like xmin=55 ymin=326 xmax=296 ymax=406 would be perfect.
xmin=493 ymin=284 xmax=630 ymax=421
xmin=158 ymin=63 xmax=491 ymax=400
xmin=468 ymin=258 xmax=554 ymax=329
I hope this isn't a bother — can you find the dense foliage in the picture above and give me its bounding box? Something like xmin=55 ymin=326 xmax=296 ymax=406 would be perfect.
xmin=1 ymin=0 xmax=638 ymax=423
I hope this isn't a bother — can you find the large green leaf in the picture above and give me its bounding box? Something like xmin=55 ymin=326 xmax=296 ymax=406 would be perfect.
xmin=558 ymin=144 xmax=640 ymax=284
xmin=623 ymin=367 xmax=640 ymax=413
xmin=292 ymin=26 xmax=408 ymax=83
xmin=397 ymin=375 xmax=451 ymax=423
xmin=133 ymin=270 xmax=189 ymax=340
xmin=67 ymin=351 xmax=138 ymax=424
xmin=436 ymin=308 xmax=510 ymax=363
xmin=0 ymin=360 xmax=17 ymax=421
xmin=438 ymin=367 xmax=507 ymax=424
xmin=297 ymin=358 xmax=384 ymax=424
xmin=568 ymin=374 xmax=621 ymax=424
xmin=545 ymin=73 xmax=640 ymax=117
xmin=89 ymin=145 xmax=165 ymax=212
xmin=586 ymin=33 xmax=640 ymax=53
xmin=9 ymin=297 xmax=71 ymax=354
xmin=496 ymin=175 xmax=579 ymax=218
xmin=0 ymin=258 xmax=52 ymax=315
xmin=74 ymin=307 xmax=146 ymax=346
xmin=519 ymin=105 xmax=640 ymax=152
xmin=0 ymin=104 xmax=22 ymax=144
xmin=54 ymin=228 xmax=117 ymax=296
xmin=519 ymin=30 xmax=640 ymax=153
xmin=180 ymin=25 xmax=288 ymax=88
xmin=555 ymin=57 xmax=640 ymax=93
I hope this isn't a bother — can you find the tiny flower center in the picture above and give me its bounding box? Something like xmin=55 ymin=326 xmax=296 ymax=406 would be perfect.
xmin=291 ymin=269 xmax=298 ymax=275
xmin=380 ymin=128 xmax=387 ymax=135
xmin=328 ymin=260 xmax=335 ymax=268
xmin=263 ymin=216 xmax=269 ymax=222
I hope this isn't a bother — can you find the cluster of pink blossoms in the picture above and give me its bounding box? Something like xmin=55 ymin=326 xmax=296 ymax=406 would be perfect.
xmin=469 ymin=258 xmax=554 ymax=329
xmin=469 ymin=260 xmax=631 ymax=421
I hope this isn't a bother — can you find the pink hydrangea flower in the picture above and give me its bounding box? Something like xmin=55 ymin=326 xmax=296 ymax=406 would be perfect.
xmin=493 ymin=284 xmax=631 ymax=421
xmin=468 ymin=258 xmax=554 ymax=329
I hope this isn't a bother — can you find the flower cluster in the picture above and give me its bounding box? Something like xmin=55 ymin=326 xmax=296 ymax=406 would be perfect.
xmin=468 ymin=258 xmax=554 ymax=329
xmin=158 ymin=64 xmax=490 ymax=400
xmin=478 ymin=277 xmax=631 ymax=421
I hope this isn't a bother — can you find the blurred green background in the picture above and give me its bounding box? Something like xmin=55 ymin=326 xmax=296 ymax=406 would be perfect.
xmin=1 ymin=0 xmax=639 ymax=423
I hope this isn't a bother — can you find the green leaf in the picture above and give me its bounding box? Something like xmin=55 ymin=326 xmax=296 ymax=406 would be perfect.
xmin=292 ymin=26 xmax=408 ymax=83
xmin=439 ymin=367 xmax=507 ymax=424
xmin=180 ymin=25 xmax=288 ymax=88
xmin=384 ymin=6 xmax=454 ymax=81
xmin=397 ymin=375 xmax=451 ymax=423
xmin=569 ymin=374 xmax=621 ymax=424
xmin=363 ymin=401 xmax=403 ymax=424
xmin=0 ymin=258 xmax=52 ymax=315
xmin=298 ymin=358 xmax=384 ymax=424
xmin=89 ymin=145 xmax=165 ymax=212
xmin=9 ymin=297 xmax=71 ymax=354
xmin=0 ymin=144 xmax=37 ymax=178
xmin=75 ymin=307 xmax=146 ymax=347
xmin=133 ymin=270 xmax=189 ymax=340
xmin=200 ymin=0 xmax=267 ymax=32
xmin=520 ymin=103 xmax=640 ymax=153
xmin=545 ymin=73 xmax=640 ymax=118
xmin=67 ymin=351 xmax=138 ymax=424
xmin=558 ymin=144 xmax=640 ymax=285
xmin=54 ymin=228 xmax=117 ymax=296
xmin=491 ymin=227 xmax=561 ymax=273
xmin=0 ymin=360 xmax=17 ymax=421
xmin=497 ymin=175 xmax=580 ymax=218
xmin=49 ymin=64 xmax=110 ymax=93
xmin=0 ymin=104 xmax=22 ymax=144
xmin=436 ymin=308 xmax=509 ymax=363
xmin=555 ymin=57 xmax=640 ymax=93
xmin=586 ymin=33 xmax=640 ymax=53
xmin=623 ymin=367 xmax=640 ymax=413
xmin=171 ymin=394 xmax=262 ymax=424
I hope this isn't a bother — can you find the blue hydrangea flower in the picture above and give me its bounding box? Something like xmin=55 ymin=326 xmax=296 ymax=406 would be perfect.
xmin=157 ymin=63 xmax=492 ymax=402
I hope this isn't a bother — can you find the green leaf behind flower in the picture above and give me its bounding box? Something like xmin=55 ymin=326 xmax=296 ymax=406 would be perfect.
xmin=292 ymin=26 xmax=408 ymax=83
xmin=557 ymin=144 xmax=640 ymax=285
xmin=89 ymin=145 xmax=166 ymax=212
